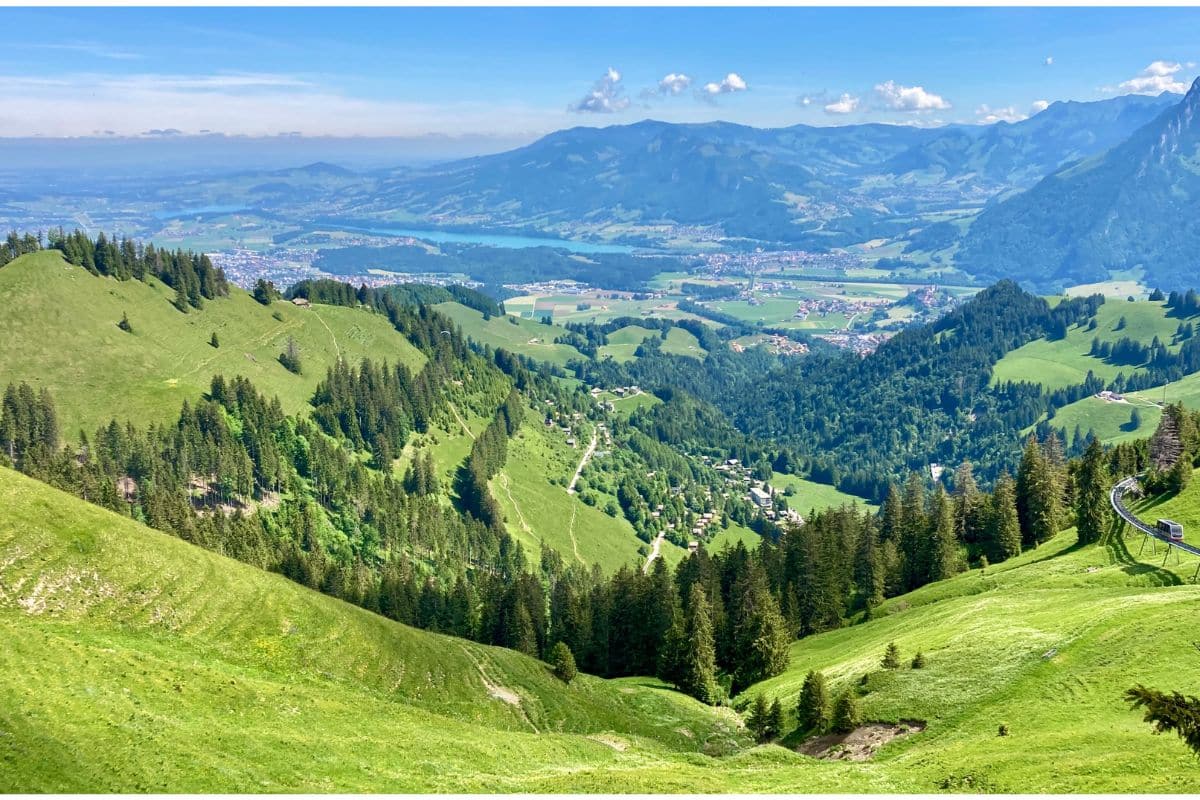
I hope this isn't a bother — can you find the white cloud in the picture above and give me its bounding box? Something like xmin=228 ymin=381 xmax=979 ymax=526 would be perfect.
xmin=824 ymin=93 xmax=860 ymax=115
xmin=701 ymin=72 xmax=748 ymax=97
xmin=874 ymin=80 xmax=951 ymax=112
xmin=975 ymin=104 xmax=1026 ymax=124
xmin=570 ymin=67 xmax=630 ymax=114
xmin=1116 ymin=60 xmax=1192 ymax=95
xmin=657 ymin=73 xmax=691 ymax=95
xmin=1030 ymin=99 xmax=1050 ymax=114
xmin=1044 ymin=56 xmax=1054 ymax=67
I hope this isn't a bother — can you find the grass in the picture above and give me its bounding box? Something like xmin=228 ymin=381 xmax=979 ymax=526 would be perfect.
xmin=490 ymin=418 xmax=648 ymax=574
xmin=596 ymin=325 xmax=705 ymax=362
xmin=992 ymin=298 xmax=1185 ymax=391
xmin=0 ymin=251 xmax=424 ymax=435
xmin=432 ymin=302 xmax=584 ymax=367
xmin=741 ymin=522 xmax=1200 ymax=792
xmin=0 ymin=466 xmax=756 ymax=792
xmin=1033 ymin=369 xmax=1200 ymax=446
xmin=5 ymin=462 xmax=1200 ymax=791
xmin=771 ymin=472 xmax=876 ymax=514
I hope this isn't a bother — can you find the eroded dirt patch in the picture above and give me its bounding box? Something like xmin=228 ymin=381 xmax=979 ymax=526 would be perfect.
xmin=797 ymin=720 xmax=926 ymax=761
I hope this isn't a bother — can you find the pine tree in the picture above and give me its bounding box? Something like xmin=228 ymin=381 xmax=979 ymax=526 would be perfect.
xmin=796 ymin=670 xmax=831 ymax=733
xmin=672 ymin=583 xmax=719 ymax=704
xmin=766 ymin=698 xmax=784 ymax=742
xmin=832 ymin=691 xmax=862 ymax=733
xmin=988 ymin=471 xmax=1023 ymax=562
xmin=882 ymin=641 xmax=901 ymax=670
xmin=1016 ymin=435 xmax=1061 ymax=548
xmin=550 ymin=641 xmax=578 ymax=683
xmin=928 ymin=484 xmax=960 ymax=582
xmin=117 ymin=312 xmax=132 ymax=333
xmin=747 ymin=694 xmax=770 ymax=742
xmin=210 ymin=331 xmax=220 ymax=348
xmin=911 ymin=651 xmax=926 ymax=669
xmin=1075 ymin=437 xmax=1111 ymax=545
xmin=1126 ymin=684 xmax=1200 ymax=756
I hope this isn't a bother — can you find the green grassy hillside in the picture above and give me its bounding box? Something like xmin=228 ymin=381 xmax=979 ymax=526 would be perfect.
xmin=490 ymin=419 xmax=663 ymax=573
xmin=742 ymin=521 xmax=1200 ymax=792
xmin=0 ymin=251 xmax=424 ymax=435
xmin=1033 ymin=368 xmax=1200 ymax=446
xmin=771 ymin=472 xmax=876 ymax=514
xmin=432 ymin=302 xmax=584 ymax=367
xmin=992 ymin=299 xmax=1180 ymax=391
xmin=0 ymin=466 xmax=754 ymax=792
xmin=5 ymin=460 xmax=1200 ymax=792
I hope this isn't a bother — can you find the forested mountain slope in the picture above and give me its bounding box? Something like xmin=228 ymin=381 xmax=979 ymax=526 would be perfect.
xmin=959 ymin=78 xmax=1200 ymax=291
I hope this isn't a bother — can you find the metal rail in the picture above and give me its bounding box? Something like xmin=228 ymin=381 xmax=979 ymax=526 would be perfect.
xmin=1110 ymin=476 xmax=1200 ymax=580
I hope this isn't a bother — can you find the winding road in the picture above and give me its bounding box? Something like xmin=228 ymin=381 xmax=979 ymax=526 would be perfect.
xmin=566 ymin=429 xmax=599 ymax=495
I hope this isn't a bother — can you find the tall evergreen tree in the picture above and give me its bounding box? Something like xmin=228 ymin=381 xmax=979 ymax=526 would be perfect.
xmin=1074 ymin=437 xmax=1111 ymax=545
xmin=796 ymin=670 xmax=831 ymax=733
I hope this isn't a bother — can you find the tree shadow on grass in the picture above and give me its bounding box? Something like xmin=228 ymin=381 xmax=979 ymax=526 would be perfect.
xmin=1104 ymin=519 xmax=1183 ymax=587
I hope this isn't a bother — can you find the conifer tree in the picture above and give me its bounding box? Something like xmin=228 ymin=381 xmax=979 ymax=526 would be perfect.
xmin=832 ymin=691 xmax=862 ymax=733
xmin=747 ymin=694 xmax=770 ymax=742
xmin=882 ymin=641 xmax=901 ymax=670
xmin=796 ymin=670 xmax=831 ymax=733
xmin=988 ymin=471 xmax=1022 ymax=562
xmin=117 ymin=312 xmax=132 ymax=333
xmin=928 ymin=484 xmax=960 ymax=582
xmin=668 ymin=583 xmax=718 ymax=705
xmin=1074 ymin=437 xmax=1111 ymax=545
xmin=1017 ymin=435 xmax=1061 ymax=547
xmin=550 ymin=641 xmax=578 ymax=683
xmin=766 ymin=698 xmax=784 ymax=742
xmin=210 ymin=331 xmax=220 ymax=348
xmin=1126 ymin=684 xmax=1200 ymax=756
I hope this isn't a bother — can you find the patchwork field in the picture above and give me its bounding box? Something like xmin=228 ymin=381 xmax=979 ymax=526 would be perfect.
xmin=0 ymin=252 xmax=425 ymax=436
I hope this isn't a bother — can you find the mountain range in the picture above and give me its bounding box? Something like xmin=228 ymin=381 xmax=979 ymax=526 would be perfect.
xmin=354 ymin=92 xmax=1179 ymax=249
xmin=959 ymin=77 xmax=1200 ymax=291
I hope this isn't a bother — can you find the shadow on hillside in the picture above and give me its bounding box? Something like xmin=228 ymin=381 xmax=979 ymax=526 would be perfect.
xmin=1104 ymin=520 xmax=1183 ymax=587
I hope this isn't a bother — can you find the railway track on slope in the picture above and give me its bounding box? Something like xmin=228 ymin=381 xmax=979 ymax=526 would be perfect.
xmin=1110 ymin=477 xmax=1200 ymax=580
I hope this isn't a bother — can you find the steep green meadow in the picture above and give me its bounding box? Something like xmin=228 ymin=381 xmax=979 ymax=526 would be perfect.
xmin=992 ymin=298 xmax=1182 ymax=391
xmin=4 ymin=462 xmax=1199 ymax=792
xmin=432 ymin=302 xmax=584 ymax=367
xmin=0 ymin=251 xmax=424 ymax=435
xmin=1034 ymin=369 xmax=1200 ymax=446
xmin=743 ymin=519 xmax=1200 ymax=792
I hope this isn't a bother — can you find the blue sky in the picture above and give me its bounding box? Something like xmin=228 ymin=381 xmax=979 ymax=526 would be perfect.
xmin=2 ymin=6 xmax=1199 ymax=147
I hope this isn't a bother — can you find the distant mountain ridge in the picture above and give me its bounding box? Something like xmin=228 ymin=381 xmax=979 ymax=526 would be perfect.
xmin=958 ymin=79 xmax=1200 ymax=291
xmin=352 ymin=93 xmax=1179 ymax=247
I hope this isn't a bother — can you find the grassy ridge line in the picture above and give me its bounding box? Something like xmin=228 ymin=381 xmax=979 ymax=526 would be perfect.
xmin=0 ymin=465 xmax=765 ymax=792
xmin=0 ymin=251 xmax=424 ymax=435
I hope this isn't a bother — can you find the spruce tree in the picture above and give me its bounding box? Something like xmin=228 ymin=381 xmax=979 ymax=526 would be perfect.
xmin=550 ymin=641 xmax=577 ymax=683
xmin=988 ymin=471 xmax=1023 ymax=562
xmin=928 ymin=484 xmax=960 ymax=582
xmin=796 ymin=670 xmax=831 ymax=733
xmin=117 ymin=312 xmax=132 ymax=333
xmin=1074 ymin=437 xmax=1111 ymax=545
xmin=675 ymin=583 xmax=719 ymax=704
xmin=911 ymin=651 xmax=926 ymax=669
xmin=882 ymin=641 xmax=901 ymax=670
xmin=1126 ymin=684 xmax=1200 ymax=756
xmin=766 ymin=698 xmax=784 ymax=742
xmin=832 ymin=691 xmax=862 ymax=734
xmin=210 ymin=331 xmax=220 ymax=348
xmin=747 ymin=694 xmax=770 ymax=742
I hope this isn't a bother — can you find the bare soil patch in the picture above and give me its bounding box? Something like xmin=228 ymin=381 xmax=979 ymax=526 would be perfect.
xmin=797 ymin=720 xmax=925 ymax=761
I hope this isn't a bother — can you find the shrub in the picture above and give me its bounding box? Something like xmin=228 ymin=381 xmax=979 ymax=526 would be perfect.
xmin=550 ymin=641 xmax=577 ymax=684
xmin=911 ymin=651 xmax=926 ymax=669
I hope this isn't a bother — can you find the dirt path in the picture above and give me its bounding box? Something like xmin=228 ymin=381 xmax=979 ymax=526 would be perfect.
xmin=448 ymin=402 xmax=476 ymax=440
xmin=497 ymin=473 xmax=533 ymax=536
xmin=643 ymin=531 xmax=666 ymax=574
xmin=566 ymin=501 xmax=585 ymax=565
xmin=458 ymin=644 xmax=539 ymax=733
xmin=566 ymin=429 xmax=599 ymax=495
xmin=310 ymin=306 xmax=341 ymax=361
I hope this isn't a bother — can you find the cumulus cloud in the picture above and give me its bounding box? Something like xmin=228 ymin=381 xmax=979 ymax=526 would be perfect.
xmin=1030 ymin=99 xmax=1050 ymax=114
xmin=570 ymin=67 xmax=630 ymax=113
xmin=824 ymin=93 xmax=860 ymax=115
xmin=975 ymin=104 xmax=1026 ymax=124
xmin=874 ymin=80 xmax=951 ymax=112
xmin=657 ymin=73 xmax=692 ymax=95
xmin=701 ymin=72 xmax=748 ymax=97
xmin=1116 ymin=61 xmax=1192 ymax=95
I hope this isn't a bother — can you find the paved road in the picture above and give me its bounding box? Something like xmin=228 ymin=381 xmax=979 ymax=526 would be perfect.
xmin=1110 ymin=476 xmax=1200 ymax=558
